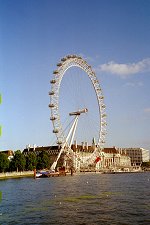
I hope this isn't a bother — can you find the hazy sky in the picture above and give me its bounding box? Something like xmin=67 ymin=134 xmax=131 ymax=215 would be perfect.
xmin=0 ymin=0 xmax=150 ymax=151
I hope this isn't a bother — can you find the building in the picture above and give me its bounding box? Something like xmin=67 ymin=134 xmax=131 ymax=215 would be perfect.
xmin=0 ymin=150 xmax=14 ymax=160
xmin=23 ymin=144 xmax=131 ymax=171
xmin=23 ymin=145 xmax=60 ymax=156
xmin=119 ymin=148 xmax=149 ymax=166
xmin=23 ymin=145 xmax=64 ymax=167
xmin=99 ymin=147 xmax=131 ymax=170
xmin=83 ymin=146 xmax=131 ymax=172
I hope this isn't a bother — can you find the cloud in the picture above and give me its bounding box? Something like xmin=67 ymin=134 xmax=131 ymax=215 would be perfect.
xmin=144 ymin=108 xmax=150 ymax=113
xmin=124 ymin=81 xmax=143 ymax=87
xmin=98 ymin=58 xmax=150 ymax=77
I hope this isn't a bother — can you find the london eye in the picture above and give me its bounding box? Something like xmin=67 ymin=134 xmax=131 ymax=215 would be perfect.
xmin=49 ymin=55 xmax=107 ymax=170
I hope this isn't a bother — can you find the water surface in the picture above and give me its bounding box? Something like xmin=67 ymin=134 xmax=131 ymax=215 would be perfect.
xmin=0 ymin=172 xmax=150 ymax=224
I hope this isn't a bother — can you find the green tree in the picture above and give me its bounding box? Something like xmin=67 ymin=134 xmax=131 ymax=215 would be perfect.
xmin=0 ymin=153 xmax=9 ymax=172
xmin=11 ymin=150 xmax=26 ymax=172
xmin=9 ymin=159 xmax=15 ymax=172
xmin=37 ymin=151 xmax=50 ymax=170
xmin=25 ymin=152 xmax=37 ymax=171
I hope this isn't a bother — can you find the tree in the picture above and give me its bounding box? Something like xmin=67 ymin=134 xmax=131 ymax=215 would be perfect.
xmin=25 ymin=152 xmax=37 ymax=171
xmin=36 ymin=151 xmax=50 ymax=170
xmin=9 ymin=159 xmax=15 ymax=172
xmin=0 ymin=153 xmax=10 ymax=172
xmin=11 ymin=150 xmax=26 ymax=172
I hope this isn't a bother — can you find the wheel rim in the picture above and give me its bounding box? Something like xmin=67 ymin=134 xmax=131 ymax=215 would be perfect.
xmin=49 ymin=55 xmax=107 ymax=165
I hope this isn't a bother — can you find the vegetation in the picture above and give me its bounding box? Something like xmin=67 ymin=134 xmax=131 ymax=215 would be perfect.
xmin=36 ymin=151 xmax=51 ymax=170
xmin=0 ymin=150 xmax=58 ymax=173
xmin=10 ymin=150 xmax=26 ymax=172
xmin=0 ymin=153 xmax=10 ymax=172
xmin=25 ymin=152 xmax=37 ymax=171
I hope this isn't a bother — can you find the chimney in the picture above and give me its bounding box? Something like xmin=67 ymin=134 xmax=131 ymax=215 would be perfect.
xmin=74 ymin=140 xmax=77 ymax=149
xmin=81 ymin=142 xmax=84 ymax=150
xmin=85 ymin=142 xmax=88 ymax=150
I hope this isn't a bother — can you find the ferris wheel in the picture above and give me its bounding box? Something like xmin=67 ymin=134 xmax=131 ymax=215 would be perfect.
xmin=49 ymin=55 xmax=107 ymax=169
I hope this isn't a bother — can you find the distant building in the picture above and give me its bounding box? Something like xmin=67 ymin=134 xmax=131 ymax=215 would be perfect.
xmin=118 ymin=147 xmax=150 ymax=166
xmin=0 ymin=150 xmax=14 ymax=160
xmin=23 ymin=145 xmax=64 ymax=167
xmin=23 ymin=144 xmax=131 ymax=171
xmin=100 ymin=147 xmax=131 ymax=170
xmin=23 ymin=145 xmax=60 ymax=156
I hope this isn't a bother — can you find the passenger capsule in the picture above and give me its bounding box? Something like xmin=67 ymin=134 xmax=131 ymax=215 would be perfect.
xmin=101 ymin=104 xmax=106 ymax=108
xmin=97 ymin=88 xmax=102 ymax=91
xmin=53 ymin=70 xmax=59 ymax=74
xmin=50 ymin=116 xmax=56 ymax=120
xmin=53 ymin=129 xmax=59 ymax=133
xmin=61 ymin=57 xmax=67 ymax=62
xmin=50 ymin=79 xmax=56 ymax=84
xmin=57 ymin=63 xmax=62 ymax=67
xmin=66 ymin=55 xmax=72 ymax=59
xmin=49 ymin=91 xmax=55 ymax=95
xmin=48 ymin=104 xmax=54 ymax=108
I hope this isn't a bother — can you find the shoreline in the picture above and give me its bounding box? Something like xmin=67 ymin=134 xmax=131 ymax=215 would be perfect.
xmin=0 ymin=170 xmax=149 ymax=180
xmin=0 ymin=171 xmax=34 ymax=180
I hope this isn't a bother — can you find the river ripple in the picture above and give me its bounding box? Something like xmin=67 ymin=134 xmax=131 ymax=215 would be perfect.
xmin=0 ymin=172 xmax=150 ymax=225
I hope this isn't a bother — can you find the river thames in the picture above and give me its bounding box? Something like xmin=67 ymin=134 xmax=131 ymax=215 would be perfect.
xmin=0 ymin=172 xmax=150 ymax=225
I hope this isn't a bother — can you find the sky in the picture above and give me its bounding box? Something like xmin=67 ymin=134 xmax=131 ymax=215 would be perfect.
xmin=0 ymin=0 xmax=150 ymax=152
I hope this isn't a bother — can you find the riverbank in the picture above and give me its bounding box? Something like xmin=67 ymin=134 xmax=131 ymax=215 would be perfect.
xmin=0 ymin=171 xmax=34 ymax=180
xmin=0 ymin=170 xmax=149 ymax=180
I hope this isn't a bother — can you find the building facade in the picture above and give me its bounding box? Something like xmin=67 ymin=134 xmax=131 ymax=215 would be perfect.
xmin=23 ymin=144 xmax=131 ymax=171
xmin=118 ymin=148 xmax=149 ymax=166
xmin=23 ymin=145 xmax=150 ymax=171
xmin=79 ymin=146 xmax=131 ymax=172
xmin=0 ymin=150 xmax=14 ymax=160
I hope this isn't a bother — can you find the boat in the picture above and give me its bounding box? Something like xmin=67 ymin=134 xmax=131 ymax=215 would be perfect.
xmin=35 ymin=169 xmax=66 ymax=178
xmin=35 ymin=171 xmax=43 ymax=178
